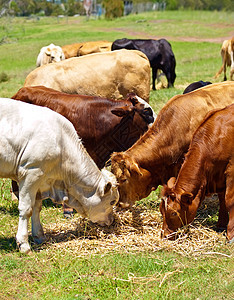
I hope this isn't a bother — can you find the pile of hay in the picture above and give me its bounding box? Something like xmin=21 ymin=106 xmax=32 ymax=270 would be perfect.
xmin=37 ymin=196 xmax=231 ymax=257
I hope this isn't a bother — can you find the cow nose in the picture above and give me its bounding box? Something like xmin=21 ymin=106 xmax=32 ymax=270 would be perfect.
xmin=161 ymin=230 xmax=165 ymax=239
xmin=96 ymin=213 xmax=114 ymax=227
xmin=106 ymin=213 xmax=114 ymax=226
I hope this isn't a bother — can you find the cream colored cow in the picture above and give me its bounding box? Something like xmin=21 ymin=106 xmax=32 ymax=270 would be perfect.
xmin=24 ymin=49 xmax=151 ymax=102
xmin=215 ymin=37 xmax=234 ymax=81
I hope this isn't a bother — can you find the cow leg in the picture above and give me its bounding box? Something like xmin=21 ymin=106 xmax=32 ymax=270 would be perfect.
xmin=163 ymin=67 xmax=173 ymax=88
xmin=230 ymin=51 xmax=234 ymax=81
xmin=225 ymin=171 xmax=234 ymax=241
xmin=217 ymin=192 xmax=229 ymax=231
xmin=223 ymin=62 xmax=227 ymax=81
xmin=16 ymin=173 xmax=42 ymax=253
xmin=31 ymin=198 xmax=46 ymax=244
xmin=16 ymin=189 xmax=35 ymax=253
xmin=152 ymin=67 xmax=157 ymax=90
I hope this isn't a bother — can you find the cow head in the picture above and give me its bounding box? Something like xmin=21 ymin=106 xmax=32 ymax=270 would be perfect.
xmin=160 ymin=177 xmax=200 ymax=239
xmin=68 ymin=169 xmax=119 ymax=226
xmin=45 ymin=44 xmax=65 ymax=63
xmin=86 ymin=169 xmax=119 ymax=226
xmin=111 ymin=152 xmax=153 ymax=208
xmin=111 ymin=93 xmax=156 ymax=126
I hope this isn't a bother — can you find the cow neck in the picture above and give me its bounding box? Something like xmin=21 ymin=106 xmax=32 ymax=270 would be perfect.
xmin=125 ymin=112 xmax=189 ymax=186
xmin=61 ymin=125 xmax=102 ymax=193
xmin=174 ymin=144 xmax=207 ymax=197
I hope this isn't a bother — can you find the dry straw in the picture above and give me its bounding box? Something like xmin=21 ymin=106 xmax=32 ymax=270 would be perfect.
xmin=35 ymin=195 xmax=233 ymax=258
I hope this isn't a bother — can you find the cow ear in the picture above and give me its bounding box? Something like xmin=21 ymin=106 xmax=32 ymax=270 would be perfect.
xmin=127 ymin=93 xmax=138 ymax=106
xmin=45 ymin=47 xmax=51 ymax=56
xmin=104 ymin=182 xmax=112 ymax=195
xmin=111 ymin=106 xmax=131 ymax=117
xmin=129 ymin=161 xmax=143 ymax=176
xmin=167 ymin=177 xmax=176 ymax=189
xmin=181 ymin=192 xmax=194 ymax=205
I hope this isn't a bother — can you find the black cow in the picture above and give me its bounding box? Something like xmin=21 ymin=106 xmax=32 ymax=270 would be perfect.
xmin=183 ymin=80 xmax=212 ymax=94
xmin=111 ymin=38 xmax=176 ymax=90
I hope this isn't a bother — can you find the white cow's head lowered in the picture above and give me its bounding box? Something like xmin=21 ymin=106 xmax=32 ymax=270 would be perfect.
xmin=66 ymin=168 xmax=119 ymax=226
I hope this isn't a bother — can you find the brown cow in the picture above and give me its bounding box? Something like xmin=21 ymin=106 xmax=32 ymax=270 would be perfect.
xmin=24 ymin=49 xmax=151 ymax=101
xmin=111 ymin=81 xmax=234 ymax=208
xmin=215 ymin=37 xmax=234 ymax=81
xmin=12 ymin=86 xmax=155 ymax=169
xmin=160 ymin=104 xmax=234 ymax=242
xmin=61 ymin=40 xmax=112 ymax=59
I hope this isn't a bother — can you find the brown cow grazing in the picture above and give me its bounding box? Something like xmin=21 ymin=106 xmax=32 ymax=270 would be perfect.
xmin=12 ymin=86 xmax=155 ymax=169
xmin=61 ymin=40 xmax=112 ymax=59
xmin=111 ymin=81 xmax=234 ymax=208
xmin=215 ymin=37 xmax=234 ymax=81
xmin=24 ymin=49 xmax=151 ymax=101
xmin=160 ymin=104 xmax=234 ymax=242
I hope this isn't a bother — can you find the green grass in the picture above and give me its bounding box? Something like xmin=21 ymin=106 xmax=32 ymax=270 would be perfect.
xmin=0 ymin=10 xmax=234 ymax=299
xmin=0 ymin=249 xmax=233 ymax=299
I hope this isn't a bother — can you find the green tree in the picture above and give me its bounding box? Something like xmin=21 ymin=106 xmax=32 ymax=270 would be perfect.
xmin=65 ymin=0 xmax=82 ymax=16
xmin=102 ymin=0 xmax=124 ymax=19
xmin=9 ymin=1 xmax=20 ymax=15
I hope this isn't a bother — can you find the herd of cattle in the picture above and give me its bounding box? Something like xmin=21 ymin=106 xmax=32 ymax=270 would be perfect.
xmin=1 ymin=36 xmax=234 ymax=253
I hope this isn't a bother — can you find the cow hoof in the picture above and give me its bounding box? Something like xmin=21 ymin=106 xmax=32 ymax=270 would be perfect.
xmin=216 ymin=226 xmax=227 ymax=233
xmin=19 ymin=242 xmax=31 ymax=254
xmin=33 ymin=235 xmax=47 ymax=245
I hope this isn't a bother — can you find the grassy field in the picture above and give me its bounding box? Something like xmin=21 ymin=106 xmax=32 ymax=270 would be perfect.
xmin=0 ymin=10 xmax=234 ymax=299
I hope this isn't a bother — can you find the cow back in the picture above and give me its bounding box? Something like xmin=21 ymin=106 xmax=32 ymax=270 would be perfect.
xmin=24 ymin=49 xmax=151 ymax=101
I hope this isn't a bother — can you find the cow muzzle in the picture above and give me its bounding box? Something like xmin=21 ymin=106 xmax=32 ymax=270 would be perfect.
xmin=95 ymin=212 xmax=115 ymax=227
xmin=161 ymin=227 xmax=177 ymax=240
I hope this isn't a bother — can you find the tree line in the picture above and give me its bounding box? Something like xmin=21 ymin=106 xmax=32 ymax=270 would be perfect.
xmin=0 ymin=0 xmax=233 ymax=18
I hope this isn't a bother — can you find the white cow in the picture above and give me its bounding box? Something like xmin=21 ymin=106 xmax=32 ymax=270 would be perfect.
xmin=0 ymin=98 xmax=119 ymax=253
xmin=36 ymin=43 xmax=65 ymax=67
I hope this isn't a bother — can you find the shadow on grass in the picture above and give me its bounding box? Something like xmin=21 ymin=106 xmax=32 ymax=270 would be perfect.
xmin=0 ymin=201 xmax=19 ymax=217
xmin=0 ymin=236 xmax=17 ymax=253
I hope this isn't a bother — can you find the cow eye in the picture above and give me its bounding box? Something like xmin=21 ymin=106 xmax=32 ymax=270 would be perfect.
xmin=171 ymin=212 xmax=177 ymax=217
xmin=110 ymin=200 xmax=116 ymax=206
xmin=120 ymin=179 xmax=127 ymax=183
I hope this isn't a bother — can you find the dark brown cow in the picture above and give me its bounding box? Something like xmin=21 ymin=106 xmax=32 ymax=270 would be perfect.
xmin=160 ymin=104 xmax=234 ymax=242
xmin=12 ymin=86 xmax=155 ymax=169
xmin=111 ymin=81 xmax=234 ymax=208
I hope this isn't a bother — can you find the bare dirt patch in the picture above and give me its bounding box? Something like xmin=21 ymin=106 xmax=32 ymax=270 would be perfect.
xmin=103 ymin=20 xmax=234 ymax=43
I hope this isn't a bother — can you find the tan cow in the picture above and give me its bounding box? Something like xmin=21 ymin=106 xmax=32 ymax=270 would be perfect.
xmin=215 ymin=37 xmax=234 ymax=81
xmin=78 ymin=41 xmax=112 ymax=56
xmin=111 ymin=81 xmax=234 ymax=208
xmin=24 ymin=49 xmax=151 ymax=101
xmin=61 ymin=40 xmax=112 ymax=59
xmin=61 ymin=43 xmax=83 ymax=59
xmin=36 ymin=43 xmax=65 ymax=67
